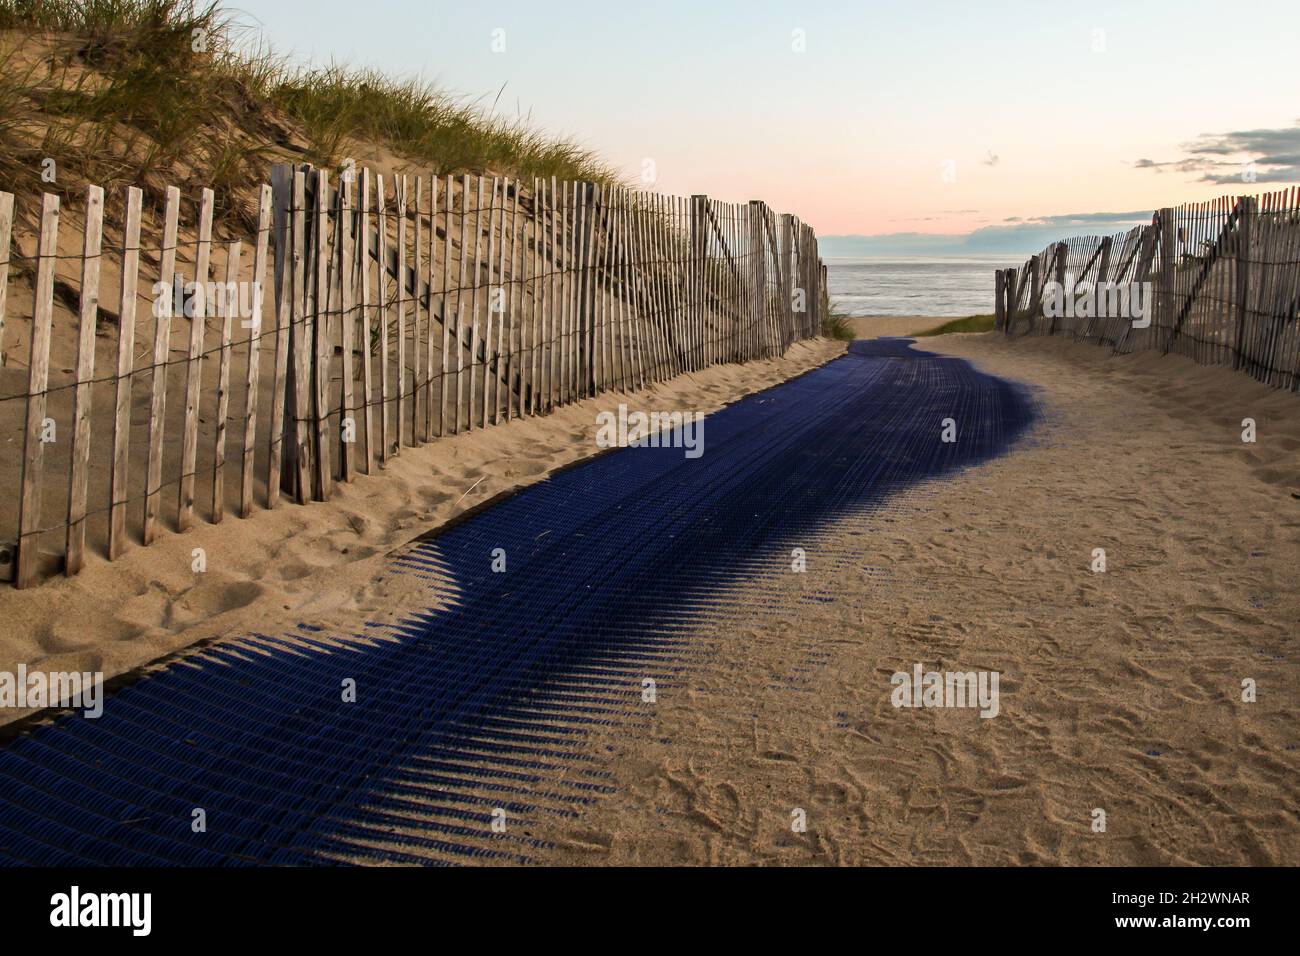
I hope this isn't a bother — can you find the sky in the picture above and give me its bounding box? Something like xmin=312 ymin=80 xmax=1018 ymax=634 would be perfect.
xmin=235 ymin=0 xmax=1300 ymax=252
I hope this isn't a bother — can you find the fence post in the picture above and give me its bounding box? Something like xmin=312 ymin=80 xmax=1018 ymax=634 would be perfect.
xmin=109 ymin=187 xmax=143 ymax=557
xmin=65 ymin=185 xmax=105 ymax=575
xmin=1233 ymin=196 xmax=1254 ymax=371
xmin=994 ymin=269 xmax=1005 ymax=331
xmin=748 ymin=201 xmax=767 ymax=356
xmin=819 ymin=260 xmax=827 ymax=334
xmin=1028 ymin=255 xmax=1043 ymax=333
xmin=779 ymin=213 xmax=795 ymax=351
xmin=287 ymin=165 xmax=313 ymax=502
xmin=1003 ymin=266 xmax=1017 ymax=335
xmin=1157 ymin=207 xmax=1175 ymax=352
xmin=1048 ymin=242 xmax=1066 ymax=336
xmin=691 ymin=195 xmax=708 ymax=369
xmin=1084 ymin=235 xmax=1113 ymax=341
xmin=0 ymin=191 xmax=12 ymax=367
xmin=241 ymin=184 xmax=273 ymax=515
xmin=582 ymin=182 xmax=599 ymax=396
xmin=16 ymin=194 xmax=59 ymax=587
xmin=143 ymin=187 xmax=181 ymax=542
xmin=177 ymin=187 xmax=214 ymax=532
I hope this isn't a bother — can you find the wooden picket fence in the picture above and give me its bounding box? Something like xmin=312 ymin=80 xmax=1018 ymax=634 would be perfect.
xmin=0 ymin=164 xmax=826 ymax=588
xmin=994 ymin=186 xmax=1300 ymax=390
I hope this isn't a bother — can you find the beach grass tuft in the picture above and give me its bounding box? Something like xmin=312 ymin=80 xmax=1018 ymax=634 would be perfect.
xmin=822 ymin=303 xmax=856 ymax=340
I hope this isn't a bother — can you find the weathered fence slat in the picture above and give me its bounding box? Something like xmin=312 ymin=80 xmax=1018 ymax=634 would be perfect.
xmin=439 ymin=174 xmax=454 ymax=436
xmin=142 ymin=186 xmax=181 ymax=544
xmin=109 ymin=187 xmax=143 ymax=558
xmin=65 ymin=185 xmax=104 ymax=575
xmin=376 ymin=174 xmax=392 ymax=462
xmin=266 ymin=166 xmax=292 ymax=505
xmin=211 ymin=240 xmax=240 ymax=524
xmin=424 ymin=175 xmax=438 ymax=442
xmin=394 ymin=175 xmax=408 ymax=452
xmin=178 ymin=187 xmax=215 ymax=532
xmin=358 ymin=170 xmax=375 ymax=473
xmin=0 ymin=192 xmax=13 ymax=367
xmin=16 ymin=194 xmax=60 ymax=588
xmin=241 ymin=184 xmax=272 ymax=516
xmin=482 ymin=177 xmax=500 ymax=430
xmin=312 ymin=169 xmax=333 ymax=497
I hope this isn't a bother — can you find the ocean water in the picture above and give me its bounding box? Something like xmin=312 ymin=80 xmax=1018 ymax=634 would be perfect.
xmin=826 ymin=257 xmax=1023 ymax=317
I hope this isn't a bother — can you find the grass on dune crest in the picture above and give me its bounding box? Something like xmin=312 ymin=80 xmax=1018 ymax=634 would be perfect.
xmin=271 ymin=67 xmax=620 ymax=186
xmin=914 ymin=314 xmax=997 ymax=336
xmin=0 ymin=0 xmax=622 ymax=227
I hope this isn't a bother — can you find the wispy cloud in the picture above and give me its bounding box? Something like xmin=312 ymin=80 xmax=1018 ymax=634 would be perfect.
xmin=822 ymin=208 xmax=1151 ymax=258
xmin=1134 ymin=122 xmax=1300 ymax=184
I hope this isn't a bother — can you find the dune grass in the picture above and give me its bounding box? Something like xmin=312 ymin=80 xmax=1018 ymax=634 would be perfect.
xmin=822 ymin=302 xmax=855 ymax=340
xmin=914 ymin=314 xmax=997 ymax=336
xmin=0 ymin=0 xmax=622 ymax=224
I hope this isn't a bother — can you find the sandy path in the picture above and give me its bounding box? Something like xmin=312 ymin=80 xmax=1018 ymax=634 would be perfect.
xmin=535 ymin=333 xmax=1298 ymax=866
xmin=847 ymin=315 xmax=951 ymax=338
xmin=1 ymin=329 xmax=1294 ymax=867
xmin=0 ymin=335 xmax=1034 ymax=864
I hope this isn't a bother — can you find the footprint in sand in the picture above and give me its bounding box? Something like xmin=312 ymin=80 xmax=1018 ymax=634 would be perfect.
xmin=507 ymin=459 xmax=549 ymax=478
xmin=417 ymin=488 xmax=453 ymax=507
xmin=40 ymin=615 xmax=143 ymax=653
xmin=169 ymin=579 xmax=265 ymax=626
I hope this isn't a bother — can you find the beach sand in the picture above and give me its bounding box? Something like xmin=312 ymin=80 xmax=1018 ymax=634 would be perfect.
xmin=529 ymin=329 xmax=1299 ymax=866
xmin=0 ymin=338 xmax=846 ymax=725
xmin=847 ymin=315 xmax=951 ymax=338
xmin=4 ymin=324 xmax=1296 ymax=867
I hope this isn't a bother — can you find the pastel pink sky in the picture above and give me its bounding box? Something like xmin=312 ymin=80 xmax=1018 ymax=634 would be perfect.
xmin=240 ymin=0 xmax=1300 ymax=237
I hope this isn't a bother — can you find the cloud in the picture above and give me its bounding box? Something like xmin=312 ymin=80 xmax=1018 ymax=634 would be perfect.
xmin=1134 ymin=122 xmax=1300 ymax=184
xmin=1028 ymin=210 xmax=1152 ymax=226
xmin=820 ymin=208 xmax=1152 ymax=258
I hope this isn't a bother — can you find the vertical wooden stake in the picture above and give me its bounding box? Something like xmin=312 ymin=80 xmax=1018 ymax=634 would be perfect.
xmin=358 ymin=169 xmax=375 ymax=473
xmin=240 ymin=184 xmax=272 ymax=516
xmin=1234 ymin=197 xmax=1254 ymax=371
xmin=64 ymin=186 xmax=105 ymax=574
xmin=267 ymin=166 xmax=292 ymax=505
xmin=0 ymin=191 xmax=12 ymax=367
xmin=109 ymin=187 xmax=143 ymax=558
xmin=395 ymin=175 xmax=408 ymax=452
xmin=412 ymin=175 xmax=424 ymax=443
xmin=143 ymin=187 xmax=181 ymax=542
xmin=425 ymin=174 xmax=438 ymax=441
xmin=177 ymin=187 xmax=214 ymax=531
xmin=337 ymin=174 xmax=356 ymax=482
xmin=468 ymin=176 xmax=486 ymax=430
xmin=482 ymin=177 xmax=500 ymax=429
xmin=376 ymin=175 xmax=392 ymax=462
xmin=211 ymin=240 xmax=240 ymax=523
xmin=439 ymin=174 xmax=454 ymax=437
xmin=16 ymin=194 xmax=60 ymax=587
xmin=312 ymin=170 xmax=333 ymax=497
